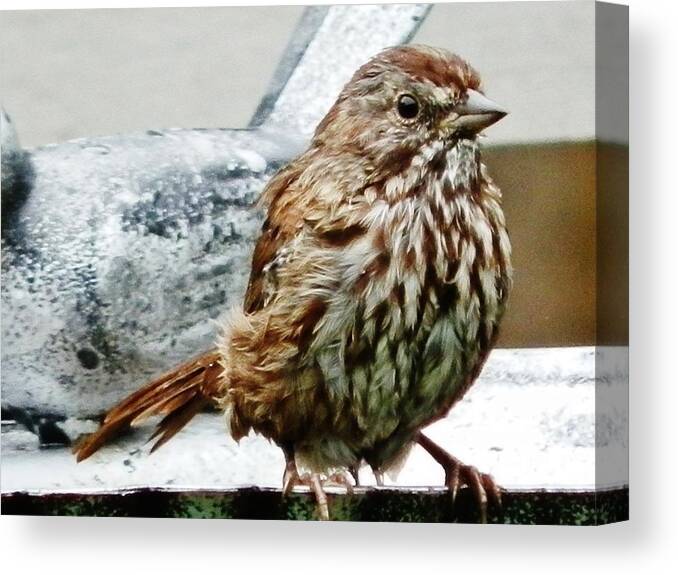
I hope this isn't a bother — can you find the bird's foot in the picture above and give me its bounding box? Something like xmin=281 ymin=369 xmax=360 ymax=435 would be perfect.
xmin=417 ymin=432 xmax=502 ymax=523
xmin=282 ymin=466 xmax=357 ymax=520
xmin=282 ymin=466 xmax=330 ymax=520
xmin=326 ymin=470 xmax=355 ymax=494
xmin=442 ymin=453 xmax=501 ymax=524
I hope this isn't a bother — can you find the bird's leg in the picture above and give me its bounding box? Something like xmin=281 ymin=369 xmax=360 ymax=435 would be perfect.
xmin=309 ymin=473 xmax=330 ymax=521
xmin=372 ymin=468 xmax=385 ymax=486
xmin=279 ymin=443 xmax=330 ymax=520
xmin=348 ymin=465 xmax=361 ymax=487
xmin=416 ymin=432 xmax=502 ymax=523
xmin=281 ymin=443 xmax=301 ymax=496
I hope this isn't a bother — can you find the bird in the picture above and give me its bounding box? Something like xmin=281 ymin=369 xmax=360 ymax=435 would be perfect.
xmin=74 ymin=44 xmax=512 ymax=522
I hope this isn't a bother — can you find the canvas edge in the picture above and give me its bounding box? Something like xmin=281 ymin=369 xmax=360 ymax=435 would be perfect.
xmin=595 ymin=0 xmax=630 ymax=525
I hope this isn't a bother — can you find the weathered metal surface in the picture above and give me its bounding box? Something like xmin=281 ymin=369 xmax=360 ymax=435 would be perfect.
xmin=1 ymin=127 xmax=299 ymax=418
xmin=251 ymin=4 xmax=432 ymax=134
xmin=1 ymin=486 xmax=629 ymax=525
xmin=0 ymin=4 xmax=430 ymax=422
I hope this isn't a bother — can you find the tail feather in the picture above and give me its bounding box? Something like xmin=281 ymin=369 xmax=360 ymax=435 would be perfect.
xmin=129 ymin=380 xmax=202 ymax=426
xmin=147 ymin=394 xmax=211 ymax=453
xmin=103 ymin=351 xmax=219 ymax=424
xmin=74 ymin=349 xmax=223 ymax=462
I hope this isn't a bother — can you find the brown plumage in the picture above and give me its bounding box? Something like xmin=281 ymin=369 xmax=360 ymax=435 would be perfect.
xmin=74 ymin=350 xmax=222 ymax=461
xmin=74 ymin=45 xmax=512 ymax=521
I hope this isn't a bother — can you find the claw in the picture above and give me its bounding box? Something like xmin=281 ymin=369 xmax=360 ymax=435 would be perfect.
xmin=445 ymin=462 xmax=461 ymax=504
xmin=482 ymin=472 xmax=502 ymax=507
xmin=464 ymin=465 xmax=488 ymax=524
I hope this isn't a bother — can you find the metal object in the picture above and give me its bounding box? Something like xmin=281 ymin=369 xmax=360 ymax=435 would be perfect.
xmin=0 ymin=4 xmax=432 ymax=420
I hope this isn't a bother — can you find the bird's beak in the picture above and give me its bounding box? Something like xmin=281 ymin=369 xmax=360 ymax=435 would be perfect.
xmin=448 ymin=89 xmax=508 ymax=135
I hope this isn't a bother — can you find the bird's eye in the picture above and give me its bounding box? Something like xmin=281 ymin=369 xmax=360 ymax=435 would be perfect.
xmin=397 ymin=94 xmax=419 ymax=120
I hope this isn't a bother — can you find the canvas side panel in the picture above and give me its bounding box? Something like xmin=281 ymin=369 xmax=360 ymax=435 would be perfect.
xmin=595 ymin=0 xmax=629 ymax=524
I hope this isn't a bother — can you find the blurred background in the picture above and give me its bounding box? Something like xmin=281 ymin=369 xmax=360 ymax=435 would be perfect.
xmin=0 ymin=2 xmax=626 ymax=348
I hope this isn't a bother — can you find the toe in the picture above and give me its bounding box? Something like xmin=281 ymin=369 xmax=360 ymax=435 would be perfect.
xmin=463 ymin=466 xmax=488 ymax=523
xmin=481 ymin=472 xmax=503 ymax=508
xmin=310 ymin=473 xmax=330 ymax=521
xmin=445 ymin=464 xmax=461 ymax=504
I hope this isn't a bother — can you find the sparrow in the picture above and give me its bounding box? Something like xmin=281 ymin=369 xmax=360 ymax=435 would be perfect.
xmin=75 ymin=44 xmax=512 ymax=522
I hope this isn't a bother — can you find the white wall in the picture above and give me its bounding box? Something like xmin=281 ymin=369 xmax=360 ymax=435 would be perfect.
xmin=0 ymin=2 xmax=594 ymax=148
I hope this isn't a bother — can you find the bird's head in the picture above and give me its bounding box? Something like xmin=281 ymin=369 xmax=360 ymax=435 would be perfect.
xmin=313 ymin=45 xmax=507 ymax=173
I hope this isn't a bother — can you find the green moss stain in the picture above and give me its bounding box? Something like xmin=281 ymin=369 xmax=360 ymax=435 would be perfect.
xmin=2 ymin=487 xmax=628 ymax=524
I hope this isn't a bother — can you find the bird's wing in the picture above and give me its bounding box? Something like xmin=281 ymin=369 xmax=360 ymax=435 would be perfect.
xmin=244 ymin=154 xmax=372 ymax=314
xmin=243 ymin=161 xmax=311 ymax=314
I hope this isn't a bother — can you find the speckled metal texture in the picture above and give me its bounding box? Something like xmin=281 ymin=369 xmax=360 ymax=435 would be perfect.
xmin=1 ymin=128 xmax=302 ymax=416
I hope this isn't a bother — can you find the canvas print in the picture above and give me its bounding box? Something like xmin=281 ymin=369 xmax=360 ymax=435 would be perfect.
xmin=0 ymin=2 xmax=628 ymax=524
